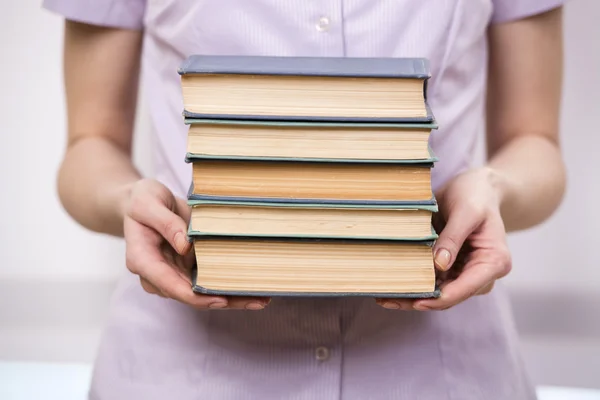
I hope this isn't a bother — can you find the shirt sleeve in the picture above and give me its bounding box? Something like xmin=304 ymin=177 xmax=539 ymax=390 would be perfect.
xmin=42 ymin=0 xmax=146 ymax=30
xmin=491 ymin=0 xmax=567 ymax=24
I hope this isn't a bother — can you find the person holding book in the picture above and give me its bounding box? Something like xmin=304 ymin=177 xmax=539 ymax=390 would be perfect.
xmin=43 ymin=1 xmax=567 ymax=399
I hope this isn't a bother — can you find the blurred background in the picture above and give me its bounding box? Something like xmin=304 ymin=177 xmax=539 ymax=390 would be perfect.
xmin=0 ymin=0 xmax=599 ymax=398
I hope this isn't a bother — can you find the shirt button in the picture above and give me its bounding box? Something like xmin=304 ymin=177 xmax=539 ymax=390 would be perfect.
xmin=316 ymin=16 xmax=330 ymax=32
xmin=315 ymin=346 xmax=330 ymax=361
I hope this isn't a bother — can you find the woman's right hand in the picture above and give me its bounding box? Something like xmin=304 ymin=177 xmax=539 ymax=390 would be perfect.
xmin=123 ymin=179 xmax=270 ymax=310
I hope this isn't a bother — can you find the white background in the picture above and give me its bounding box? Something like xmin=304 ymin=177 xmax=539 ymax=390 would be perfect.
xmin=0 ymin=0 xmax=599 ymax=391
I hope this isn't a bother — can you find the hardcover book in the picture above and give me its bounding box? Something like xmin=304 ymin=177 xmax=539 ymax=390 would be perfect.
xmin=185 ymin=119 xmax=438 ymax=163
xmin=189 ymin=236 xmax=440 ymax=298
xmin=187 ymin=159 xmax=436 ymax=205
xmin=178 ymin=55 xmax=434 ymax=122
xmin=188 ymin=199 xmax=438 ymax=241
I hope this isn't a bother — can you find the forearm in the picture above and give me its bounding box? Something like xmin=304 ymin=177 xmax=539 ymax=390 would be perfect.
xmin=486 ymin=134 xmax=566 ymax=232
xmin=58 ymin=136 xmax=140 ymax=237
xmin=57 ymin=21 xmax=144 ymax=236
xmin=484 ymin=8 xmax=565 ymax=232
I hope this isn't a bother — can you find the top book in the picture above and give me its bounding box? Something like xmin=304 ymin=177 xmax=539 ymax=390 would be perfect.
xmin=178 ymin=55 xmax=433 ymax=123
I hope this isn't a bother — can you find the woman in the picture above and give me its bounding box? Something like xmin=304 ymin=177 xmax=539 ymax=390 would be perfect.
xmin=43 ymin=1 xmax=567 ymax=399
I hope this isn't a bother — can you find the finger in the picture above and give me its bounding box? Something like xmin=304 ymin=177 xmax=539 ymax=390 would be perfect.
xmin=431 ymin=211 xmax=447 ymax=234
xmin=181 ymin=241 xmax=197 ymax=271
xmin=130 ymin=197 xmax=191 ymax=256
xmin=135 ymin=240 xmax=269 ymax=310
xmin=413 ymin=261 xmax=498 ymax=311
xmin=375 ymin=298 xmax=414 ymax=311
xmin=475 ymin=281 xmax=494 ymax=295
xmin=140 ymin=277 xmax=165 ymax=297
xmin=126 ymin=217 xmax=269 ymax=310
xmin=163 ymin=241 xmax=195 ymax=278
xmin=126 ymin=224 xmax=225 ymax=309
xmin=175 ymin=197 xmax=192 ymax=224
xmin=137 ymin=252 xmax=269 ymax=310
xmin=432 ymin=205 xmax=482 ymax=271
xmin=143 ymin=258 xmax=230 ymax=309
xmin=226 ymin=296 xmax=272 ymax=311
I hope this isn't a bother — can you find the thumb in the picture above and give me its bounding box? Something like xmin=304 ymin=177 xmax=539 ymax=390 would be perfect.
xmin=129 ymin=183 xmax=192 ymax=256
xmin=432 ymin=207 xmax=480 ymax=271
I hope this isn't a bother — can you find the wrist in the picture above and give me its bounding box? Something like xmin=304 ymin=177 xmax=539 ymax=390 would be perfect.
xmin=95 ymin=181 xmax=136 ymax=233
xmin=478 ymin=166 xmax=508 ymax=210
xmin=114 ymin=182 xmax=135 ymax=221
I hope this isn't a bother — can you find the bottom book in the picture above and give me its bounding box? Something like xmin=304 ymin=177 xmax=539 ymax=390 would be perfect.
xmin=190 ymin=236 xmax=440 ymax=298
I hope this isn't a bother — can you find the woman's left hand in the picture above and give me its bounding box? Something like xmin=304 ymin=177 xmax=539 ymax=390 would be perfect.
xmin=376 ymin=167 xmax=513 ymax=311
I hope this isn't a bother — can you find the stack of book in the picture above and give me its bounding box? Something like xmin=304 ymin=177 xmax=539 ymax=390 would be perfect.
xmin=178 ymin=55 xmax=440 ymax=298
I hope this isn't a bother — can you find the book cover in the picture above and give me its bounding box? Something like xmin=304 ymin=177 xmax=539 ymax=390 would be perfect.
xmin=184 ymin=118 xmax=439 ymax=164
xmin=184 ymin=118 xmax=438 ymax=129
xmin=189 ymin=236 xmax=440 ymax=299
xmin=178 ymin=55 xmax=434 ymax=123
xmin=186 ymin=182 xmax=437 ymax=206
xmin=185 ymin=146 xmax=439 ymax=164
xmin=188 ymin=198 xmax=438 ymax=211
xmin=187 ymin=199 xmax=438 ymax=241
xmin=178 ymin=55 xmax=431 ymax=79
xmin=191 ymin=270 xmax=441 ymax=299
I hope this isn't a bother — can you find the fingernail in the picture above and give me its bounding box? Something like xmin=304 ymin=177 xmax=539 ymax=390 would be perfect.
xmin=382 ymin=302 xmax=400 ymax=310
xmin=434 ymin=248 xmax=451 ymax=271
xmin=413 ymin=302 xmax=431 ymax=311
xmin=208 ymin=301 xmax=227 ymax=309
xmin=246 ymin=302 xmax=265 ymax=311
xmin=175 ymin=232 xmax=188 ymax=253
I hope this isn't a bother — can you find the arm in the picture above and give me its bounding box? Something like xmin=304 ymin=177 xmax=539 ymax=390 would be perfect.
xmin=58 ymin=21 xmax=142 ymax=236
xmin=486 ymin=6 xmax=566 ymax=231
xmin=378 ymin=7 xmax=565 ymax=311
xmin=57 ymin=21 xmax=267 ymax=310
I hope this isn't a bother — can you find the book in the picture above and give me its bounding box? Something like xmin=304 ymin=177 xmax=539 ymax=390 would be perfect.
xmin=190 ymin=236 xmax=439 ymax=298
xmin=188 ymin=199 xmax=438 ymax=241
xmin=178 ymin=55 xmax=433 ymax=122
xmin=177 ymin=54 xmax=441 ymax=299
xmin=188 ymin=159 xmax=435 ymax=205
xmin=185 ymin=119 xmax=438 ymax=162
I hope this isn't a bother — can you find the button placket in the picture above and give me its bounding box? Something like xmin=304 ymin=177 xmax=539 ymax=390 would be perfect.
xmin=306 ymin=0 xmax=345 ymax=56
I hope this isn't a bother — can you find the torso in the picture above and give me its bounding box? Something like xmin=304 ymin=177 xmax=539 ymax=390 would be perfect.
xmin=89 ymin=2 xmax=536 ymax=399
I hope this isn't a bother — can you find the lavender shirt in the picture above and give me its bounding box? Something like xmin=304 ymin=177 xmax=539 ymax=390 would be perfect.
xmin=44 ymin=1 xmax=565 ymax=399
